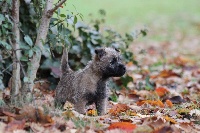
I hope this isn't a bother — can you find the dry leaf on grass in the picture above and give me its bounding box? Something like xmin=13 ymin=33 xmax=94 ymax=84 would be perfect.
xmin=3 ymin=105 xmax=53 ymax=124
xmin=155 ymin=87 xmax=169 ymax=97
xmin=151 ymin=70 xmax=181 ymax=79
xmin=5 ymin=119 xmax=26 ymax=132
xmin=108 ymin=122 xmax=137 ymax=132
xmin=170 ymin=56 xmax=195 ymax=67
xmin=165 ymin=100 xmax=173 ymax=108
xmin=153 ymin=126 xmax=174 ymax=133
xmin=86 ymin=109 xmax=97 ymax=116
xmin=137 ymin=100 xmax=164 ymax=108
xmin=163 ymin=116 xmax=176 ymax=124
xmin=168 ymin=96 xmax=185 ymax=104
xmin=109 ymin=103 xmax=130 ymax=116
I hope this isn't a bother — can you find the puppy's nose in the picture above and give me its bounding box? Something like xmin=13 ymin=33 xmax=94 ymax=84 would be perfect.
xmin=118 ymin=64 xmax=126 ymax=71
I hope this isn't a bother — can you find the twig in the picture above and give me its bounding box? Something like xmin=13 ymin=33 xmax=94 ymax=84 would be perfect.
xmin=2 ymin=62 xmax=14 ymax=73
xmin=49 ymin=0 xmax=67 ymax=14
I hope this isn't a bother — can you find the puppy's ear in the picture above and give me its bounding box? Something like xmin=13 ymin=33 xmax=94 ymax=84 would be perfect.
xmin=95 ymin=48 xmax=106 ymax=59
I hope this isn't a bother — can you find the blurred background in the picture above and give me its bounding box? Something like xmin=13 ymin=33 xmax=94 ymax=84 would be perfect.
xmin=64 ymin=0 xmax=200 ymax=65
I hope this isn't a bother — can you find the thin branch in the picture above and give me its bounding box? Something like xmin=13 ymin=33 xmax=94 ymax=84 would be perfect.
xmin=49 ymin=0 xmax=67 ymax=14
xmin=2 ymin=62 xmax=14 ymax=73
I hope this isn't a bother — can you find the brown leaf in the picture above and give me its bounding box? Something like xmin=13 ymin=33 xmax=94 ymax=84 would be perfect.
xmin=33 ymin=80 xmax=55 ymax=96
xmin=153 ymin=126 xmax=174 ymax=133
xmin=168 ymin=96 xmax=185 ymax=104
xmin=2 ymin=87 xmax=11 ymax=103
xmin=151 ymin=70 xmax=180 ymax=79
xmin=128 ymin=94 xmax=140 ymax=101
xmin=14 ymin=105 xmax=53 ymax=124
xmin=2 ymin=110 xmax=16 ymax=117
xmin=171 ymin=56 xmax=195 ymax=67
xmin=108 ymin=122 xmax=137 ymax=132
xmin=5 ymin=119 xmax=26 ymax=132
xmin=109 ymin=103 xmax=130 ymax=116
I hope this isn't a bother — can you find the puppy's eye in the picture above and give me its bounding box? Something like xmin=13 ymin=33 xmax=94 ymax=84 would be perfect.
xmin=110 ymin=57 xmax=117 ymax=64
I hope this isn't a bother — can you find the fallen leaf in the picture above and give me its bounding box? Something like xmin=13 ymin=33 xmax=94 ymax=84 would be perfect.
xmin=153 ymin=126 xmax=174 ymax=133
xmin=137 ymin=100 xmax=164 ymax=108
xmin=86 ymin=109 xmax=97 ymax=116
xmin=171 ymin=56 xmax=195 ymax=67
xmin=33 ymin=80 xmax=54 ymax=95
xmin=151 ymin=70 xmax=180 ymax=79
xmin=155 ymin=87 xmax=169 ymax=97
xmin=108 ymin=122 xmax=137 ymax=132
xmin=165 ymin=99 xmax=173 ymax=108
xmin=164 ymin=116 xmax=176 ymax=124
xmin=5 ymin=119 xmax=26 ymax=132
xmin=109 ymin=103 xmax=130 ymax=116
xmin=14 ymin=105 xmax=53 ymax=124
xmin=2 ymin=87 xmax=11 ymax=103
xmin=128 ymin=93 xmax=140 ymax=101
xmin=168 ymin=96 xmax=185 ymax=104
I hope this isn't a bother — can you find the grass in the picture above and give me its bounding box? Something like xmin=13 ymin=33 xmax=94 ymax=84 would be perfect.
xmin=63 ymin=0 xmax=200 ymax=34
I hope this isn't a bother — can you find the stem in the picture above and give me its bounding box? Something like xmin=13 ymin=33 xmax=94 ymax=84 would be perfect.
xmin=11 ymin=0 xmax=21 ymax=105
xmin=22 ymin=0 xmax=67 ymax=100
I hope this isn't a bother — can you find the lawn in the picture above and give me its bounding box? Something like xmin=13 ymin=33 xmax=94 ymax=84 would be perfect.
xmin=63 ymin=0 xmax=200 ymax=34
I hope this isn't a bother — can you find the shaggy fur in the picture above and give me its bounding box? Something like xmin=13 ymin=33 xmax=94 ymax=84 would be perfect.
xmin=55 ymin=47 xmax=126 ymax=115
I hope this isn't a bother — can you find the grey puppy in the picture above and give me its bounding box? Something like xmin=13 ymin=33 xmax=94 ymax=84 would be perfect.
xmin=55 ymin=47 xmax=126 ymax=115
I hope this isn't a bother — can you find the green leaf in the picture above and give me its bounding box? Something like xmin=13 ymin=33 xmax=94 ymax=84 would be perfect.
xmin=0 ymin=41 xmax=12 ymax=50
xmin=73 ymin=16 xmax=77 ymax=24
xmin=145 ymin=75 xmax=154 ymax=90
xmin=20 ymin=42 xmax=30 ymax=50
xmin=32 ymin=45 xmax=41 ymax=54
xmin=28 ymin=49 xmax=33 ymax=58
xmin=125 ymin=33 xmax=133 ymax=41
xmin=60 ymin=14 xmax=66 ymax=17
xmin=121 ymin=75 xmax=133 ymax=87
xmin=0 ymin=14 xmax=5 ymax=25
xmin=24 ymin=35 xmax=33 ymax=46
xmin=141 ymin=29 xmax=147 ymax=36
xmin=20 ymin=56 xmax=28 ymax=61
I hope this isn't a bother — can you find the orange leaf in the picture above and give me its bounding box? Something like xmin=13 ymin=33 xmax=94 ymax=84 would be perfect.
xmin=109 ymin=103 xmax=130 ymax=116
xmin=108 ymin=122 xmax=137 ymax=132
xmin=171 ymin=56 xmax=195 ymax=67
xmin=165 ymin=100 xmax=173 ymax=108
xmin=137 ymin=100 xmax=164 ymax=108
xmin=155 ymin=87 xmax=169 ymax=97
xmin=164 ymin=116 xmax=176 ymax=124
xmin=126 ymin=61 xmax=133 ymax=67
xmin=86 ymin=109 xmax=97 ymax=116
xmin=151 ymin=70 xmax=180 ymax=79
xmin=136 ymin=100 xmax=146 ymax=106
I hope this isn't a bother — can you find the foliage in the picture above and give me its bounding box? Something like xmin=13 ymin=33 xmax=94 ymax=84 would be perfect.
xmin=0 ymin=0 xmax=147 ymax=91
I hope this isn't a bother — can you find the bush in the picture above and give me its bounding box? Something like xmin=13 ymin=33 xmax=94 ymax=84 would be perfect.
xmin=0 ymin=1 xmax=147 ymax=92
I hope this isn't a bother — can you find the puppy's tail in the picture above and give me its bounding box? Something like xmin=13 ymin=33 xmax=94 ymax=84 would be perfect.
xmin=61 ymin=47 xmax=72 ymax=74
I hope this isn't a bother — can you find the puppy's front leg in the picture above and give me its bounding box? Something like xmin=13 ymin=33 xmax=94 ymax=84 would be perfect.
xmin=74 ymin=101 xmax=87 ymax=114
xmin=95 ymin=98 xmax=107 ymax=116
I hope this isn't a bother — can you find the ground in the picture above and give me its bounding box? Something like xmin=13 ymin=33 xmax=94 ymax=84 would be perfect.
xmin=0 ymin=1 xmax=200 ymax=132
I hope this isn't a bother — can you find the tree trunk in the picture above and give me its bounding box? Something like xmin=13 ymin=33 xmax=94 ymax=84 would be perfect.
xmin=11 ymin=0 xmax=21 ymax=105
xmin=22 ymin=0 xmax=67 ymax=102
